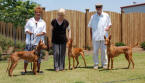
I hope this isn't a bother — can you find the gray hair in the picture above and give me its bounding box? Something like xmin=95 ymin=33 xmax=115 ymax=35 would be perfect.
xmin=58 ymin=8 xmax=66 ymax=15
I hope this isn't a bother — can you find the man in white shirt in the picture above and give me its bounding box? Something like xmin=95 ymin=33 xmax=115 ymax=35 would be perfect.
xmin=88 ymin=4 xmax=112 ymax=69
xmin=24 ymin=6 xmax=46 ymax=73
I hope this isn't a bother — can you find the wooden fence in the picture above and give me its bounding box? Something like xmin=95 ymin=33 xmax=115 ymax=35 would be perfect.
xmin=0 ymin=22 xmax=25 ymax=41
xmin=0 ymin=10 xmax=145 ymax=48
xmin=122 ymin=13 xmax=145 ymax=45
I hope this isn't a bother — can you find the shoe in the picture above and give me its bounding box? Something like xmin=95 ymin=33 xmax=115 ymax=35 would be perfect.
xmin=37 ymin=71 xmax=44 ymax=73
xmin=60 ymin=69 xmax=65 ymax=71
xmin=21 ymin=71 xmax=27 ymax=75
xmin=55 ymin=68 xmax=59 ymax=72
xmin=103 ymin=64 xmax=108 ymax=69
xmin=94 ymin=65 xmax=98 ymax=69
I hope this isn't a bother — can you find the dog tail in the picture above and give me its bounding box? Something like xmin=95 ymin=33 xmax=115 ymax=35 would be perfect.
xmin=6 ymin=57 xmax=11 ymax=72
xmin=131 ymin=42 xmax=139 ymax=48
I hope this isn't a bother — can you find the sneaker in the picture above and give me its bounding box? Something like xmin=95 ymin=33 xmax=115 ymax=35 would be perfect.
xmin=103 ymin=64 xmax=108 ymax=69
xmin=55 ymin=68 xmax=59 ymax=72
xmin=37 ymin=71 xmax=44 ymax=73
xmin=21 ymin=71 xmax=27 ymax=75
xmin=94 ymin=65 xmax=98 ymax=69
xmin=60 ymin=69 xmax=65 ymax=71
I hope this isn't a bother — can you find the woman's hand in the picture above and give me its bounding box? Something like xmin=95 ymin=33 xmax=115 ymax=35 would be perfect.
xmin=36 ymin=33 xmax=41 ymax=37
xmin=26 ymin=31 xmax=33 ymax=35
xmin=36 ymin=32 xmax=45 ymax=37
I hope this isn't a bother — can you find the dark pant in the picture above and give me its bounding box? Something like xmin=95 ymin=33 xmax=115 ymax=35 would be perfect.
xmin=53 ymin=43 xmax=66 ymax=71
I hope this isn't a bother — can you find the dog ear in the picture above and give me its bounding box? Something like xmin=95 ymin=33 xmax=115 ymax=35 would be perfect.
xmin=109 ymin=35 xmax=111 ymax=40
xmin=104 ymin=35 xmax=106 ymax=39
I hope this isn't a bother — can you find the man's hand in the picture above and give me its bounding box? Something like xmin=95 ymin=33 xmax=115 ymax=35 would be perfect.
xmin=105 ymin=27 xmax=110 ymax=31
xmin=36 ymin=32 xmax=45 ymax=37
xmin=105 ymin=25 xmax=111 ymax=31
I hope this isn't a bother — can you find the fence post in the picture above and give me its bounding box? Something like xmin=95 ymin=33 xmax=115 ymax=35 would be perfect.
xmin=85 ymin=9 xmax=89 ymax=49
xmin=42 ymin=7 xmax=45 ymax=19
xmin=120 ymin=10 xmax=124 ymax=42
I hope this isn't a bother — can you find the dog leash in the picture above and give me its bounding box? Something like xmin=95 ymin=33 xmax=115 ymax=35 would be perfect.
xmin=30 ymin=34 xmax=33 ymax=70
xmin=30 ymin=33 xmax=42 ymax=70
xmin=30 ymin=33 xmax=36 ymax=70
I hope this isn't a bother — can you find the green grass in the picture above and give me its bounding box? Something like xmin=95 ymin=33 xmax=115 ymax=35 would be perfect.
xmin=0 ymin=52 xmax=145 ymax=83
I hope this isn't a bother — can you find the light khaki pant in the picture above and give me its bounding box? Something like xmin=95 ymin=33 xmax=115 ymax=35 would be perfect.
xmin=92 ymin=40 xmax=108 ymax=66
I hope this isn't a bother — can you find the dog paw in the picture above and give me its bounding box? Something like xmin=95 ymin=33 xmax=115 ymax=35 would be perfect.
xmin=33 ymin=72 xmax=37 ymax=75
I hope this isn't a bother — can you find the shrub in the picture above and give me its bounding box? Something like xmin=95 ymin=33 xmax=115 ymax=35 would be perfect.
xmin=0 ymin=51 xmax=2 ymax=60
xmin=85 ymin=46 xmax=91 ymax=51
xmin=115 ymin=42 xmax=126 ymax=46
xmin=140 ymin=42 xmax=145 ymax=50
xmin=15 ymin=40 xmax=25 ymax=49
xmin=41 ymin=50 xmax=47 ymax=57
xmin=48 ymin=47 xmax=53 ymax=55
xmin=0 ymin=35 xmax=25 ymax=51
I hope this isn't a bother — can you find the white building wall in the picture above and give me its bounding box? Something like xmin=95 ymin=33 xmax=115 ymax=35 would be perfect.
xmin=122 ymin=5 xmax=145 ymax=13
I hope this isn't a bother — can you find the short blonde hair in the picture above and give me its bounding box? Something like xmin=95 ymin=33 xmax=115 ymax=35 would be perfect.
xmin=58 ymin=8 xmax=66 ymax=15
xmin=34 ymin=6 xmax=43 ymax=13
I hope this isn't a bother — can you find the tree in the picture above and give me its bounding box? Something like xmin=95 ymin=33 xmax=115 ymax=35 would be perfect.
xmin=0 ymin=0 xmax=38 ymax=47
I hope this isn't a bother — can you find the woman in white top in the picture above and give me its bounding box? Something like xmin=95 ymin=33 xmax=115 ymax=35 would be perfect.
xmin=24 ymin=6 xmax=46 ymax=73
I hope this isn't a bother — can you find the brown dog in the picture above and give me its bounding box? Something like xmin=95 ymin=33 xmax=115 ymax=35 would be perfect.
xmin=67 ymin=39 xmax=86 ymax=70
xmin=7 ymin=40 xmax=48 ymax=76
xmin=104 ymin=35 xmax=135 ymax=70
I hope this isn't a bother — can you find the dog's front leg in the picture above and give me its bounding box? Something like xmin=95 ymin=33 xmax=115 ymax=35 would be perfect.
xmin=33 ymin=61 xmax=37 ymax=75
xmin=111 ymin=58 xmax=114 ymax=69
xmin=107 ymin=56 xmax=110 ymax=70
xmin=72 ymin=57 xmax=75 ymax=69
xmin=68 ymin=55 xmax=71 ymax=70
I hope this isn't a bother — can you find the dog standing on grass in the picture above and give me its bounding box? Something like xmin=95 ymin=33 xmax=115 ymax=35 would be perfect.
xmin=67 ymin=39 xmax=87 ymax=70
xmin=104 ymin=35 xmax=135 ymax=70
xmin=7 ymin=40 xmax=48 ymax=76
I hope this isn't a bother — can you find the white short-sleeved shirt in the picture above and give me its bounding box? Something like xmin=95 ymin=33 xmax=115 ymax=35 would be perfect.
xmin=25 ymin=17 xmax=46 ymax=45
xmin=88 ymin=12 xmax=112 ymax=41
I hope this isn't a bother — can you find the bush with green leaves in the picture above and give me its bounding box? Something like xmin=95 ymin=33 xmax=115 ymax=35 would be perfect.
xmin=115 ymin=42 xmax=126 ymax=46
xmin=0 ymin=50 xmax=2 ymax=60
xmin=0 ymin=35 xmax=25 ymax=51
xmin=48 ymin=47 xmax=53 ymax=55
xmin=140 ymin=42 xmax=145 ymax=50
xmin=0 ymin=35 xmax=14 ymax=51
xmin=84 ymin=46 xmax=91 ymax=51
xmin=15 ymin=40 xmax=25 ymax=49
